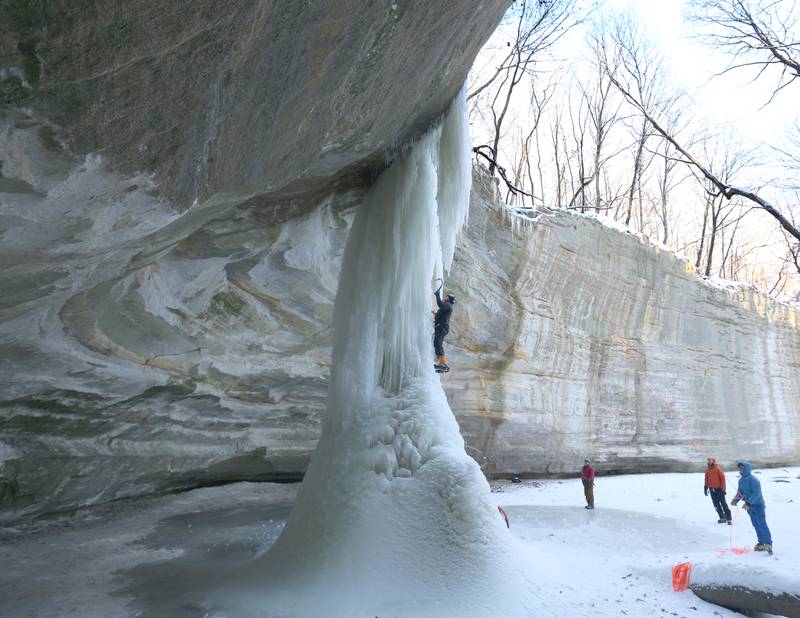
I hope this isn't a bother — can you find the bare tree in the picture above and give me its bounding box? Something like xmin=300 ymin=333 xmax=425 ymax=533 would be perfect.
xmin=595 ymin=1 xmax=800 ymax=254
xmin=524 ymin=82 xmax=557 ymax=205
xmin=548 ymin=106 xmax=567 ymax=206
xmin=768 ymin=257 xmax=790 ymax=296
xmin=689 ymin=0 xmax=800 ymax=105
xmin=694 ymin=188 xmax=713 ymax=271
xmin=606 ymin=69 xmax=800 ymax=242
xmin=470 ymin=0 xmax=580 ymax=176
xmin=530 ymin=86 xmax=553 ymax=204
xmin=602 ymin=15 xmax=671 ymax=229
xmin=565 ymin=85 xmax=592 ymax=209
xmin=690 ymin=0 xmax=800 ymax=285
xmin=578 ymin=33 xmax=624 ymax=212
xmin=773 ymin=119 xmax=800 ymax=191
xmin=653 ymin=114 xmax=693 ymax=245
xmin=494 ymin=78 xmax=558 ymax=206
xmin=778 ymin=198 xmax=800 ymax=279
xmin=684 ymin=140 xmax=754 ymax=276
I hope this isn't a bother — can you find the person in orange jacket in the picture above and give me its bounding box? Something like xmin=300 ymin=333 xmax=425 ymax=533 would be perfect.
xmin=704 ymin=457 xmax=731 ymax=524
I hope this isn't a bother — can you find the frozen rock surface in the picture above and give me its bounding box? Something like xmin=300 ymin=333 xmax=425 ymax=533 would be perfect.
xmin=0 ymin=1 xmax=509 ymax=519
xmin=4 ymin=469 xmax=799 ymax=618
xmin=206 ymin=91 xmax=534 ymax=617
xmin=0 ymin=482 xmax=297 ymax=618
xmin=690 ymin=583 xmax=800 ymax=617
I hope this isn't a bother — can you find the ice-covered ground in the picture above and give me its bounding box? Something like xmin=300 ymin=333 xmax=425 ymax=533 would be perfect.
xmin=2 ymin=468 xmax=796 ymax=617
xmin=493 ymin=466 xmax=800 ymax=616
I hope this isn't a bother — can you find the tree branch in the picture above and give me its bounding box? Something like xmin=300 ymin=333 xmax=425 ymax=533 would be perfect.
xmin=473 ymin=145 xmax=542 ymax=202
xmin=606 ymin=71 xmax=800 ymax=242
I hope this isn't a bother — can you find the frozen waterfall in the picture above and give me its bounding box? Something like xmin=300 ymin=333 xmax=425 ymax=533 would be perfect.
xmin=215 ymin=88 xmax=534 ymax=616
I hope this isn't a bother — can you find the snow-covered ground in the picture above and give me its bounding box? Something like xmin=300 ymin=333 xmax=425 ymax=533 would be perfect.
xmin=492 ymin=466 xmax=800 ymax=617
xmin=2 ymin=468 xmax=797 ymax=617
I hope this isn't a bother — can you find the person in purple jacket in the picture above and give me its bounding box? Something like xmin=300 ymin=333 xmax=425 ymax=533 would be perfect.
xmin=581 ymin=459 xmax=595 ymax=509
xmin=731 ymin=461 xmax=773 ymax=554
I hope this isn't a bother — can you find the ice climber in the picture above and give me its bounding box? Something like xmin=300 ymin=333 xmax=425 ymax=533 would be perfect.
xmin=581 ymin=459 xmax=595 ymax=509
xmin=730 ymin=461 xmax=773 ymax=554
xmin=703 ymin=457 xmax=731 ymax=524
xmin=433 ymin=285 xmax=455 ymax=373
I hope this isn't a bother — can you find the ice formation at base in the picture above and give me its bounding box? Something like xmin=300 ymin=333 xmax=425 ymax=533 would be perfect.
xmin=212 ymin=90 xmax=534 ymax=616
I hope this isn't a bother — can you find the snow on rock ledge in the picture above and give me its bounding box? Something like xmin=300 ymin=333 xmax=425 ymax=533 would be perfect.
xmin=691 ymin=569 xmax=800 ymax=618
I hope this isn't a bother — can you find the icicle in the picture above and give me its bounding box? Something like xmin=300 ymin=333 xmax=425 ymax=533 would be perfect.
xmin=435 ymin=85 xmax=472 ymax=278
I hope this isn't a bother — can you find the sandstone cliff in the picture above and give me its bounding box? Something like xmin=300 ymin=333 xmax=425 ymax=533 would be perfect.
xmin=2 ymin=157 xmax=799 ymax=519
xmin=450 ymin=174 xmax=800 ymax=477
xmin=2 ymin=2 xmax=799 ymax=521
xmin=1 ymin=0 xmax=506 ymax=205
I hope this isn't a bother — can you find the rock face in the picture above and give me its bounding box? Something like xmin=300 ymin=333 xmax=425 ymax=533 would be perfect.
xmin=2 ymin=2 xmax=799 ymax=521
xmin=448 ymin=175 xmax=800 ymax=477
xmin=3 ymin=156 xmax=799 ymax=520
xmin=0 ymin=1 xmax=509 ymax=518
xmin=1 ymin=0 xmax=507 ymax=206
xmin=691 ymin=584 xmax=800 ymax=618
xmin=690 ymin=551 xmax=800 ymax=617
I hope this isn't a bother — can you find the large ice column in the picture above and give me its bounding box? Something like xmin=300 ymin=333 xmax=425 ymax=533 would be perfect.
xmin=221 ymin=88 xmax=530 ymax=616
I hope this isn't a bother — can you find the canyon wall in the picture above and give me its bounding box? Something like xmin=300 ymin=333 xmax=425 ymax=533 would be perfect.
xmin=2 ymin=161 xmax=798 ymax=520
xmin=449 ymin=174 xmax=800 ymax=477
xmin=2 ymin=1 xmax=798 ymax=520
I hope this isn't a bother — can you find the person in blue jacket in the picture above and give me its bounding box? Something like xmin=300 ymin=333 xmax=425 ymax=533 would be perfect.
xmin=730 ymin=461 xmax=773 ymax=554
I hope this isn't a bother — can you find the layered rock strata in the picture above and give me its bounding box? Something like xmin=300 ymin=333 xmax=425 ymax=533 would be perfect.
xmin=1 ymin=0 xmax=508 ymax=205
xmin=449 ymin=175 xmax=800 ymax=477
xmin=2 ymin=158 xmax=799 ymax=520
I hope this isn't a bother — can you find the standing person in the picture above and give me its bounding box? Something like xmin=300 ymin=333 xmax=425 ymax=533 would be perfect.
xmin=433 ymin=285 xmax=455 ymax=373
xmin=704 ymin=457 xmax=732 ymax=524
xmin=581 ymin=459 xmax=595 ymax=510
xmin=731 ymin=461 xmax=773 ymax=554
